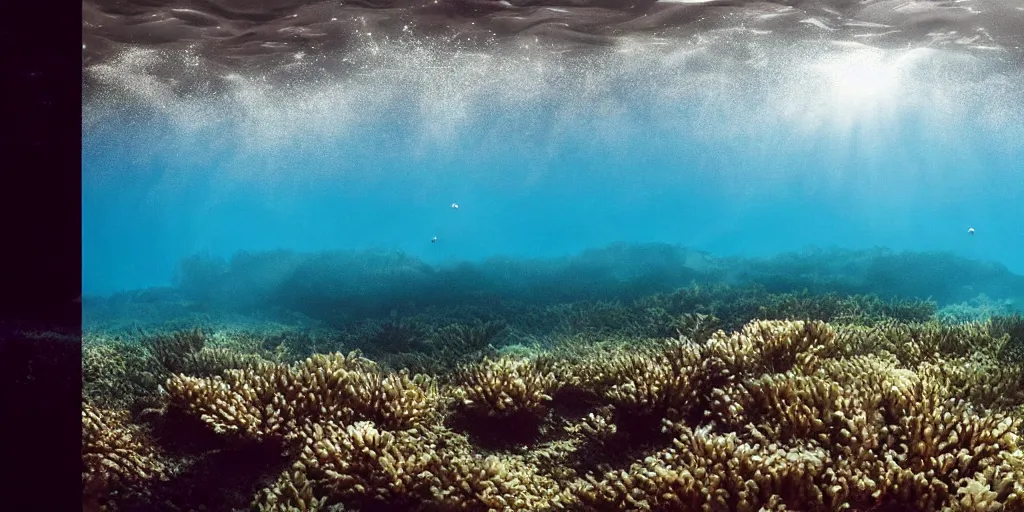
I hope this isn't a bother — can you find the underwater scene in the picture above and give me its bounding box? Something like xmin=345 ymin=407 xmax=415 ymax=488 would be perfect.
xmin=82 ymin=0 xmax=1024 ymax=510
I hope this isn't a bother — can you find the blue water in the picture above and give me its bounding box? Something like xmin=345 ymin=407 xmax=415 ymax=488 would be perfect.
xmin=82 ymin=46 xmax=1024 ymax=297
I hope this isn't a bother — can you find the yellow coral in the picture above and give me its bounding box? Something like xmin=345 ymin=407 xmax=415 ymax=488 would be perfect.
xmin=456 ymin=357 xmax=558 ymax=419
xmin=82 ymin=403 xmax=166 ymax=508
xmin=165 ymin=352 xmax=439 ymax=442
xmin=89 ymin=318 xmax=1024 ymax=511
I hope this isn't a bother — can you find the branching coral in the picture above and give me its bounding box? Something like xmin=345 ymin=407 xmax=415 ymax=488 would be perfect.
xmin=585 ymin=341 xmax=705 ymax=422
xmin=341 ymin=319 xmax=429 ymax=357
xmin=83 ymin=338 xmax=160 ymax=411
xmin=455 ymin=357 xmax=558 ymax=421
xmin=84 ymin=329 xmax=273 ymax=423
xmin=383 ymin=320 xmax=508 ymax=376
xmin=255 ymin=421 xmax=572 ymax=511
xmin=571 ymin=423 xmax=833 ymax=511
xmin=141 ymin=327 xmax=272 ymax=379
xmin=564 ymin=406 xmax=618 ymax=446
xmin=992 ymin=313 xmax=1024 ymax=363
xmin=186 ymin=347 xmax=272 ymax=376
xmin=254 ymin=466 xmax=326 ymax=511
xmin=573 ymin=366 xmax=1024 ymax=511
xmin=566 ymin=319 xmax=1024 ymax=511
xmin=559 ymin=320 xmax=836 ymax=430
xmin=632 ymin=286 xmax=934 ymax=333
xmin=833 ymin=321 xmax=1001 ymax=366
xmin=435 ymin=320 xmax=509 ymax=353
xmin=705 ymin=319 xmax=836 ymax=376
xmin=83 ymin=403 xmax=166 ymax=509
xmin=89 ymin=317 xmax=1024 ymax=511
xmin=142 ymin=327 xmax=207 ymax=373
xmin=341 ymin=319 xmax=512 ymax=376
xmin=164 ymin=352 xmax=440 ymax=443
xmin=917 ymin=358 xmax=1024 ymax=413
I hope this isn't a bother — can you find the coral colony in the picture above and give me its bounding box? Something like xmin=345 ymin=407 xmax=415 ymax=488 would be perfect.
xmin=83 ymin=289 xmax=1024 ymax=511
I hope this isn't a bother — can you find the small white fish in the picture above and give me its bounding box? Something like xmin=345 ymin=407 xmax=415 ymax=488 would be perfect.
xmin=451 ymin=202 xmax=459 ymax=209
xmin=968 ymin=227 xmax=975 ymax=235
xmin=431 ymin=235 xmax=438 ymax=243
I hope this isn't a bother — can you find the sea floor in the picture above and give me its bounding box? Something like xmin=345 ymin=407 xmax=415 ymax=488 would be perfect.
xmin=82 ymin=284 xmax=1024 ymax=511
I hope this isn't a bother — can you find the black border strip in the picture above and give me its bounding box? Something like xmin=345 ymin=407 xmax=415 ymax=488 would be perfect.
xmin=0 ymin=2 xmax=84 ymax=509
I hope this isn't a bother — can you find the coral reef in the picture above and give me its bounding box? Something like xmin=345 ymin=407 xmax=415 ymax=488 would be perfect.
xmin=937 ymin=295 xmax=1018 ymax=324
xmin=83 ymin=338 xmax=158 ymax=411
xmin=257 ymin=421 xmax=571 ymax=511
xmin=164 ymin=352 xmax=439 ymax=443
xmin=993 ymin=314 xmax=1024 ymax=363
xmin=149 ymin=246 xmax=1024 ymax=325
xmin=455 ymin=357 xmax=557 ymax=420
xmin=354 ymin=319 xmax=508 ymax=375
xmin=568 ymin=320 xmax=1024 ymax=511
xmin=82 ymin=403 xmax=166 ymax=510
xmin=82 ymin=294 xmax=1024 ymax=511
xmin=83 ymin=328 xmax=276 ymax=417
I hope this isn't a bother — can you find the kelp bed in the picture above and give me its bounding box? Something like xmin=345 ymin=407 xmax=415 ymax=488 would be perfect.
xmin=83 ymin=292 xmax=1024 ymax=512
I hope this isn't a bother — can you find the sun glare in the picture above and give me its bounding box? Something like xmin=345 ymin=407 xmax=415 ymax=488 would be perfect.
xmin=825 ymin=48 xmax=900 ymax=107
